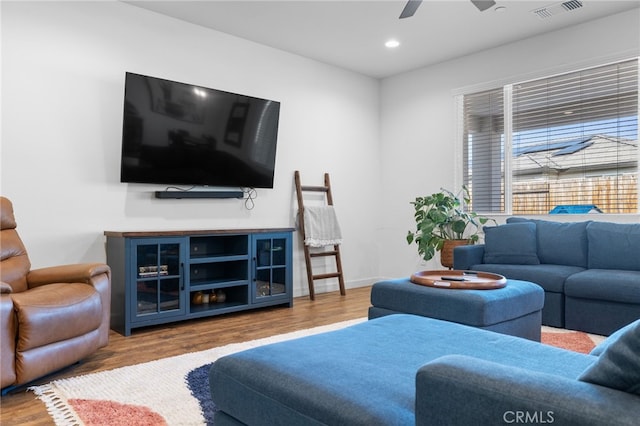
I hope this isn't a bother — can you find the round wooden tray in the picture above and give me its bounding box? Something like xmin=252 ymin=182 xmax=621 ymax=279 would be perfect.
xmin=410 ymin=270 xmax=507 ymax=290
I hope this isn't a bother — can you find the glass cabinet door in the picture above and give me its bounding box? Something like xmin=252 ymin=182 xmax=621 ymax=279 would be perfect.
xmin=253 ymin=236 xmax=289 ymax=302
xmin=133 ymin=239 xmax=185 ymax=320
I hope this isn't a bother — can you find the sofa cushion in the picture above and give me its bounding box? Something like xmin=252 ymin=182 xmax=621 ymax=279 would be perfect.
xmin=587 ymin=222 xmax=640 ymax=271
xmin=507 ymin=218 xmax=589 ymax=268
xmin=533 ymin=220 xmax=589 ymax=268
xmin=505 ymin=217 xmax=530 ymax=224
xmin=470 ymin=263 xmax=582 ymax=293
xmin=483 ymin=223 xmax=539 ymax=265
xmin=416 ymin=354 xmax=640 ymax=426
xmin=579 ymin=319 xmax=640 ymax=396
xmin=590 ymin=319 xmax=640 ymax=357
xmin=564 ymin=269 xmax=640 ymax=304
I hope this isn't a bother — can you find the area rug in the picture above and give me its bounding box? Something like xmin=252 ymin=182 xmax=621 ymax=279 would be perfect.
xmin=30 ymin=319 xmax=365 ymax=426
xmin=31 ymin=321 xmax=605 ymax=426
xmin=541 ymin=325 xmax=605 ymax=354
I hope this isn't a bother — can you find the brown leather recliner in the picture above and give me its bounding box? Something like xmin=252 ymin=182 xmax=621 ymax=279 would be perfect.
xmin=1 ymin=196 xmax=111 ymax=391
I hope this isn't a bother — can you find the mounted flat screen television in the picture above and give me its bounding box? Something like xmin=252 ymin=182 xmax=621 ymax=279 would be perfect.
xmin=120 ymin=72 xmax=280 ymax=188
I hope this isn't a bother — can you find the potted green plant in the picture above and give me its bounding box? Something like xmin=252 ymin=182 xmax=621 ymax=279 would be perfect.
xmin=406 ymin=185 xmax=494 ymax=268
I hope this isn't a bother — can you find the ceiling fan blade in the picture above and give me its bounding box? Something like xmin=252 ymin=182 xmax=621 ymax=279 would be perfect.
xmin=399 ymin=0 xmax=422 ymax=19
xmin=470 ymin=0 xmax=496 ymax=12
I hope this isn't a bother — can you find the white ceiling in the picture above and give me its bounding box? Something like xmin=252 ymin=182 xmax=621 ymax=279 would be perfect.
xmin=124 ymin=0 xmax=640 ymax=78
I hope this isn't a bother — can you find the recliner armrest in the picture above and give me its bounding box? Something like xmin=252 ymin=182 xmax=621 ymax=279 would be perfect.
xmin=416 ymin=355 xmax=640 ymax=426
xmin=452 ymin=244 xmax=484 ymax=270
xmin=27 ymin=263 xmax=110 ymax=288
xmin=26 ymin=263 xmax=111 ymax=348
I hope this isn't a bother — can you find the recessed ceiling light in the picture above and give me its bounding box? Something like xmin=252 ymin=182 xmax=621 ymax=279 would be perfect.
xmin=495 ymin=6 xmax=507 ymax=12
xmin=385 ymin=39 xmax=400 ymax=48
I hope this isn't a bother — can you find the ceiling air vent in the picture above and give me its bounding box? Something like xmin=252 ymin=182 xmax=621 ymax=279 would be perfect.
xmin=531 ymin=0 xmax=583 ymax=19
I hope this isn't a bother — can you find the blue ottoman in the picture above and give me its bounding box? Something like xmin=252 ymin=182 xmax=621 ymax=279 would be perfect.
xmin=209 ymin=314 xmax=617 ymax=426
xmin=369 ymin=278 xmax=544 ymax=341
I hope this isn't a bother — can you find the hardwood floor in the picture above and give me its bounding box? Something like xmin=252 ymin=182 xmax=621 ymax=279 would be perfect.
xmin=0 ymin=286 xmax=372 ymax=425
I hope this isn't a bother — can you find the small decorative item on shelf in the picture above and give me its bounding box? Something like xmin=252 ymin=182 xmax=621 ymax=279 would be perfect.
xmin=209 ymin=291 xmax=218 ymax=303
xmin=138 ymin=264 xmax=169 ymax=277
xmin=257 ymin=281 xmax=270 ymax=297
xmin=202 ymin=292 xmax=210 ymax=304
xmin=159 ymin=264 xmax=169 ymax=276
xmin=192 ymin=291 xmax=203 ymax=305
xmin=215 ymin=289 xmax=226 ymax=303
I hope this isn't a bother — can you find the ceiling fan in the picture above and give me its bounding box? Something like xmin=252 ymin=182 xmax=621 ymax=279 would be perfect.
xmin=400 ymin=0 xmax=497 ymax=19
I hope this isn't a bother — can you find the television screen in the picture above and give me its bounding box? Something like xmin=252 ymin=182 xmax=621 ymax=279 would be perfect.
xmin=120 ymin=72 xmax=280 ymax=188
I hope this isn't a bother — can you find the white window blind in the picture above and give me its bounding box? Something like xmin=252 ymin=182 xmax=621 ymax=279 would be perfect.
xmin=462 ymin=88 xmax=505 ymax=213
xmin=462 ymin=59 xmax=638 ymax=214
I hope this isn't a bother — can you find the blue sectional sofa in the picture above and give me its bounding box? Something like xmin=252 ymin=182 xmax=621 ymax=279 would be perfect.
xmin=209 ymin=314 xmax=640 ymax=425
xmin=454 ymin=219 xmax=640 ymax=335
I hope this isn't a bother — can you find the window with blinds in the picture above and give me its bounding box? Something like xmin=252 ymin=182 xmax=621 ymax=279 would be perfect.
xmin=462 ymin=59 xmax=638 ymax=214
xmin=462 ymin=89 xmax=505 ymax=213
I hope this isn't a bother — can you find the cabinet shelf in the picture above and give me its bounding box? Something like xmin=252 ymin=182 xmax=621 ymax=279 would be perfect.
xmin=190 ymin=235 xmax=248 ymax=258
xmin=189 ymin=279 xmax=249 ymax=290
xmin=190 ymin=300 xmax=248 ymax=315
xmin=189 ymin=254 xmax=248 ymax=264
xmin=137 ymin=300 xmax=181 ymax=315
xmin=189 ymin=284 xmax=248 ymax=314
xmin=137 ymin=274 xmax=180 ymax=281
xmin=106 ymin=229 xmax=293 ymax=336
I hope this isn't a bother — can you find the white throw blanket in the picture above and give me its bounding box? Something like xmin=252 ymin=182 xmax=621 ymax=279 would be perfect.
xmin=302 ymin=206 xmax=343 ymax=247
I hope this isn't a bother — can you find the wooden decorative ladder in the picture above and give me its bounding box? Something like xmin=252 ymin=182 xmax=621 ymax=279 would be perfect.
xmin=294 ymin=170 xmax=346 ymax=300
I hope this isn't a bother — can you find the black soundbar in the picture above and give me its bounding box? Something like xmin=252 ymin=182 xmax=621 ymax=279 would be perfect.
xmin=154 ymin=190 xmax=244 ymax=199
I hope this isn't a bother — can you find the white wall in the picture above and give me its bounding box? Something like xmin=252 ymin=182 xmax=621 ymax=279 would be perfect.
xmin=379 ymin=9 xmax=640 ymax=279
xmin=3 ymin=3 xmax=639 ymax=297
xmin=1 ymin=1 xmax=381 ymax=297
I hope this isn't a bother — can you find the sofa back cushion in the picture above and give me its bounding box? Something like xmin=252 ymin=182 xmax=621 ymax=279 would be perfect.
xmin=507 ymin=218 xmax=589 ymax=267
xmin=587 ymin=222 xmax=640 ymax=271
xmin=579 ymin=319 xmax=640 ymax=396
xmin=483 ymin=222 xmax=540 ymax=265
xmin=534 ymin=219 xmax=590 ymax=268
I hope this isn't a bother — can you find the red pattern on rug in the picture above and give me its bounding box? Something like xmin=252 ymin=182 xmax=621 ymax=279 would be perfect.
xmin=69 ymin=399 xmax=168 ymax=426
xmin=541 ymin=331 xmax=596 ymax=354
